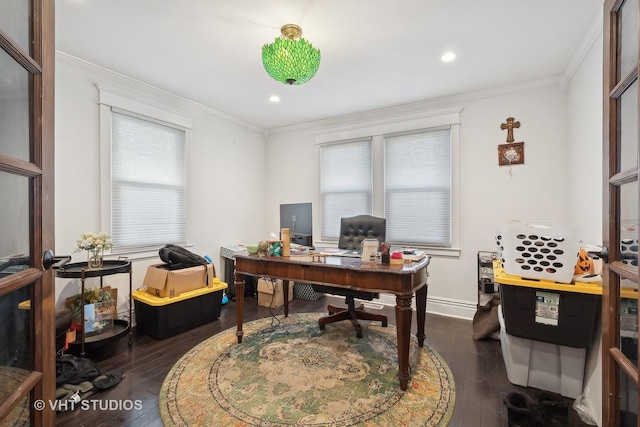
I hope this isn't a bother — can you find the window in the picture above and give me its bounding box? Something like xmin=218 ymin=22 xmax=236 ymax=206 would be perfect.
xmin=319 ymin=139 xmax=372 ymax=239
xmin=99 ymin=87 xmax=192 ymax=254
xmin=384 ymin=129 xmax=451 ymax=246
xmin=316 ymin=109 xmax=460 ymax=254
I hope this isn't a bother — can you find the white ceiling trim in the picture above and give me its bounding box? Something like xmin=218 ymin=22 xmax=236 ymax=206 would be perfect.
xmin=560 ymin=6 xmax=604 ymax=86
xmin=268 ymin=77 xmax=561 ymax=136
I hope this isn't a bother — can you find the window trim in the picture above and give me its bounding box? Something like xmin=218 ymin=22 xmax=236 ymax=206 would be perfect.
xmin=315 ymin=107 xmax=461 ymax=257
xmin=98 ymin=85 xmax=193 ymax=258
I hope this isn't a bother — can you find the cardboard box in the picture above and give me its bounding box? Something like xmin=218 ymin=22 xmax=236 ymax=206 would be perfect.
xmin=144 ymin=263 xmax=214 ymax=298
xmin=257 ymin=278 xmax=293 ymax=308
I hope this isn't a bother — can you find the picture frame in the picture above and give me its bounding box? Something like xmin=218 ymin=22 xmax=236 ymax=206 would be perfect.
xmin=498 ymin=142 xmax=524 ymax=166
xmin=83 ymin=301 xmax=115 ymax=336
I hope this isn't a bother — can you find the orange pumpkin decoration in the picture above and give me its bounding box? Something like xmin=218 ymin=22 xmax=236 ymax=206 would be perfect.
xmin=574 ymin=248 xmax=594 ymax=275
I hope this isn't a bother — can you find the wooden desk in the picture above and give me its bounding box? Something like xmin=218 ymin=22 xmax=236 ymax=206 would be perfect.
xmin=234 ymin=254 xmax=430 ymax=390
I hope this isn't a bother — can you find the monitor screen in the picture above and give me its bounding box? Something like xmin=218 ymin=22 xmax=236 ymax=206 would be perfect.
xmin=280 ymin=203 xmax=312 ymax=244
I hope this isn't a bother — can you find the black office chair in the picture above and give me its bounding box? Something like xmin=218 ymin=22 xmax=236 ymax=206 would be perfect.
xmin=312 ymin=215 xmax=388 ymax=338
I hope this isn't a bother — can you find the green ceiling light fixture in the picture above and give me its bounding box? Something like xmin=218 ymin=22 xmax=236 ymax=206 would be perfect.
xmin=262 ymin=24 xmax=321 ymax=85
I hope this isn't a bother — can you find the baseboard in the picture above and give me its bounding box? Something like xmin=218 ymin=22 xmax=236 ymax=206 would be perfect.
xmin=369 ymin=293 xmax=477 ymax=321
xmin=425 ymin=296 xmax=477 ymax=320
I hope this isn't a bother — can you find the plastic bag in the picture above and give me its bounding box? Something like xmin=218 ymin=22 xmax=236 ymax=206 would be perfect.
xmin=572 ymin=393 xmax=597 ymax=425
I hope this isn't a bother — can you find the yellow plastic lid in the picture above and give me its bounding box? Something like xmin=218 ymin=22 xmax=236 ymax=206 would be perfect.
xmin=493 ymin=260 xmax=602 ymax=295
xmin=132 ymin=280 xmax=227 ymax=306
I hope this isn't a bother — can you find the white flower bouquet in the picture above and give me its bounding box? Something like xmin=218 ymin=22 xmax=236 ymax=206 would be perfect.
xmin=76 ymin=231 xmax=113 ymax=252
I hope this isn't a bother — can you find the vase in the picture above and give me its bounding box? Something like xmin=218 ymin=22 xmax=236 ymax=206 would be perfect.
xmin=87 ymin=248 xmax=104 ymax=270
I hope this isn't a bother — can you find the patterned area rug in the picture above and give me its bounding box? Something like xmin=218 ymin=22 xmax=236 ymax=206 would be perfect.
xmin=159 ymin=313 xmax=455 ymax=426
xmin=0 ymin=366 xmax=30 ymax=425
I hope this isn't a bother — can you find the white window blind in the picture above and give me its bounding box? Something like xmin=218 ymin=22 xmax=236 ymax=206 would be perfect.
xmin=110 ymin=110 xmax=187 ymax=252
xmin=320 ymin=139 xmax=372 ymax=239
xmin=384 ymin=129 xmax=451 ymax=245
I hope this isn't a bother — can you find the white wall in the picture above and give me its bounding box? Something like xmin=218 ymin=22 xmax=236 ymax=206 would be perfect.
xmin=567 ymin=28 xmax=604 ymax=426
xmin=266 ymin=81 xmax=571 ymax=317
xmin=568 ymin=40 xmax=604 ymax=245
xmin=54 ymin=53 xmax=268 ymax=316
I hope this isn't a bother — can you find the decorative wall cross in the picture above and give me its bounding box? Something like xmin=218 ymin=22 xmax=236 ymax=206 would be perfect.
xmin=500 ymin=117 xmax=520 ymax=143
xmin=498 ymin=117 xmax=524 ymax=169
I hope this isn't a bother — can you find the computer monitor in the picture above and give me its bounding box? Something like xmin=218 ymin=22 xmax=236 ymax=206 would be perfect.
xmin=280 ymin=203 xmax=312 ymax=246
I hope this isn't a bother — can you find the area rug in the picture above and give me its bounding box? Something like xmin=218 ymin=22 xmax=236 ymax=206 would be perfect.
xmin=0 ymin=366 xmax=29 ymax=425
xmin=159 ymin=313 xmax=455 ymax=426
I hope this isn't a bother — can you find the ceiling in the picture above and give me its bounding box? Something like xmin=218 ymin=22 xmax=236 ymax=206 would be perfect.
xmin=55 ymin=0 xmax=603 ymax=130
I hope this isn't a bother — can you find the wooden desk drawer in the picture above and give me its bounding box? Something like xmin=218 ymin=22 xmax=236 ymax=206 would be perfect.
xmin=287 ymin=263 xmax=324 ymax=283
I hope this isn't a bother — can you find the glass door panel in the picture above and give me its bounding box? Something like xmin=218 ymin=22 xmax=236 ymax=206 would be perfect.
xmin=0 ymin=365 xmax=31 ymax=426
xmin=0 ymin=170 xmax=32 ymax=419
xmin=0 ymin=171 xmax=31 ymax=278
xmin=620 ymin=181 xmax=638 ymax=291
xmin=619 ymin=0 xmax=639 ymax=80
xmin=620 ymin=167 xmax=638 ymax=355
xmin=0 ymin=47 xmax=31 ymax=162
xmin=619 ymin=369 xmax=639 ymax=426
xmin=0 ymin=285 xmax=32 ymax=369
xmin=618 ymin=79 xmax=638 ymax=172
xmin=0 ymin=0 xmax=29 ymax=53
xmin=620 ymin=295 xmax=638 ymax=355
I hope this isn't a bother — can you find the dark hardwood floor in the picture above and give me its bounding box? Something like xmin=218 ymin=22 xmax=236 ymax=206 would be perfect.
xmin=56 ymin=294 xmax=594 ymax=427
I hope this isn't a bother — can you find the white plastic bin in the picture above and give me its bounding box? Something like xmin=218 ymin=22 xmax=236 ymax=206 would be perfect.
xmin=498 ymin=305 xmax=586 ymax=398
xmin=495 ymin=220 xmax=581 ymax=284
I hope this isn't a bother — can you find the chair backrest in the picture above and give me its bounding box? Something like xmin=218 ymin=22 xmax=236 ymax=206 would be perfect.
xmin=338 ymin=215 xmax=386 ymax=250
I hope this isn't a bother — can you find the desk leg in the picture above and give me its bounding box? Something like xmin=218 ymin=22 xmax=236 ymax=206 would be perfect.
xmin=234 ymin=272 xmax=245 ymax=343
xmin=283 ymin=279 xmax=290 ymax=317
xmin=128 ymin=266 xmax=133 ymax=346
xmin=395 ymin=294 xmax=413 ymax=391
xmin=415 ymin=284 xmax=427 ymax=347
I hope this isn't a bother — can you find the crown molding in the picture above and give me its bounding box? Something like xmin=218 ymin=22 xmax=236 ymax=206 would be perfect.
xmin=267 ymin=77 xmax=560 ymax=136
xmin=560 ymin=6 xmax=603 ymax=86
xmin=55 ymin=50 xmax=263 ymax=133
xmin=56 ymin=49 xmax=573 ymax=139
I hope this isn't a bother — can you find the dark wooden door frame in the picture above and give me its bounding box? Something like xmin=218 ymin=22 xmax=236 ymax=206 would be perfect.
xmin=0 ymin=1 xmax=55 ymax=426
xmin=602 ymin=0 xmax=640 ymax=425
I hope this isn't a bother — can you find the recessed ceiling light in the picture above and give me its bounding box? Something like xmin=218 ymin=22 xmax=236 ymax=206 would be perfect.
xmin=269 ymin=95 xmax=280 ymax=103
xmin=441 ymin=52 xmax=456 ymax=62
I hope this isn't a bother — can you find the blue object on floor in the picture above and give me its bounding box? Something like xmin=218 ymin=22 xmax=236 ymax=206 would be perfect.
xmin=222 ymin=294 xmax=228 ymax=305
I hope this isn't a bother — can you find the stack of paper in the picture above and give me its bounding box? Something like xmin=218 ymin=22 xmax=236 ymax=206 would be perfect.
xmin=319 ymin=249 xmax=361 ymax=258
xmin=289 ymin=246 xmax=309 ymax=256
xmin=402 ymin=250 xmax=426 ymax=262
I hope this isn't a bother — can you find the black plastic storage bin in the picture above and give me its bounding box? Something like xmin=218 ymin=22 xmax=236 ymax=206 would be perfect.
xmin=500 ymin=283 xmax=601 ymax=348
xmin=132 ymin=284 xmax=225 ymax=339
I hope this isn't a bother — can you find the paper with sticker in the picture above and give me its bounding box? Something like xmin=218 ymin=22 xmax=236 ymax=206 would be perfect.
xmin=535 ymin=291 xmax=559 ymax=326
